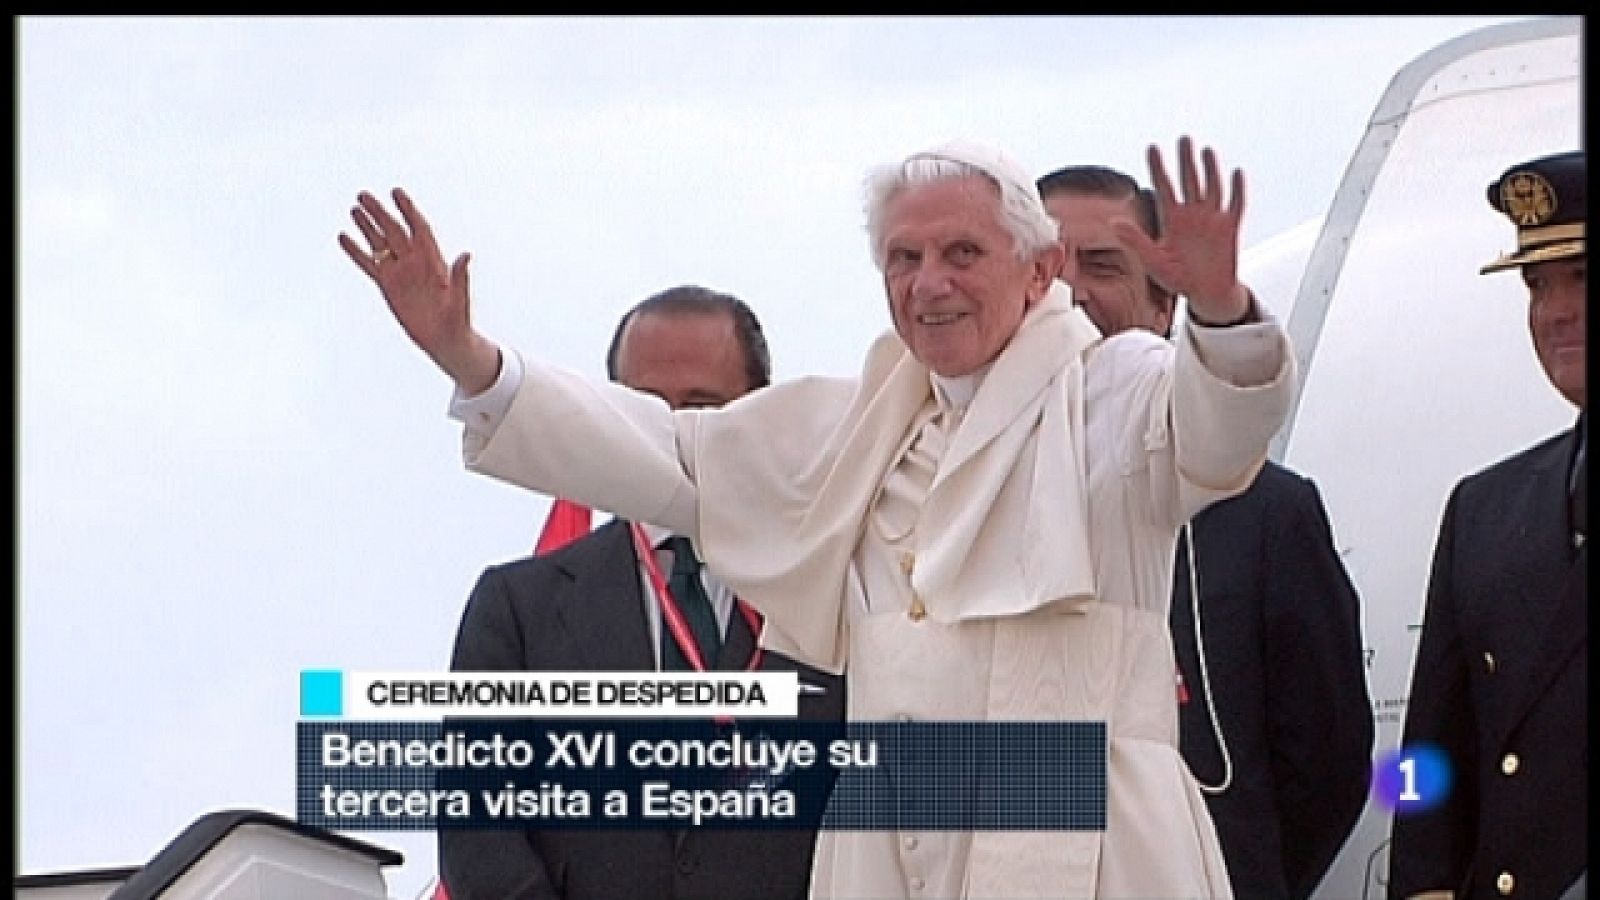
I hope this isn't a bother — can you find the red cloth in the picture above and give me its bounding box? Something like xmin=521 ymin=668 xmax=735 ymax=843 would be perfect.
xmin=535 ymin=497 xmax=593 ymax=555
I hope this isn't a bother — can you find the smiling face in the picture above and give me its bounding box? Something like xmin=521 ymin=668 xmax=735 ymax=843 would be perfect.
xmin=1523 ymin=256 xmax=1586 ymax=409
xmin=880 ymin=175 xmax=1060 ymax=377
xmin=1045 ymin=190 xmax=1173 ymax=338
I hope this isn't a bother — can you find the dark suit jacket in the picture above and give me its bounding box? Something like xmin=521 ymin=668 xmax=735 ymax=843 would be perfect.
xmin=440 ymin=520 xmax=847 ymax=900
xmin=1171 ymin=460 xmax=1373 ymax=900
xmin=1389 ymin=426 xmax=1587 ymax=900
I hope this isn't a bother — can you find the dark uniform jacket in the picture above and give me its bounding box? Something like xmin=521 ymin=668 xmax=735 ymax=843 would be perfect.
xmin=1171 ymin=460 xmax=1373 ymax=900
xmin=1388 ymin=424 xmax=1587 ymax=900
xmin=440 ymin=520 xmax=846 ymax=900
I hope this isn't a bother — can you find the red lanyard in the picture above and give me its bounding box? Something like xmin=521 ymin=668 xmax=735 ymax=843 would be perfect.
xmin=630 ymin=523 xmax=764 ymax=673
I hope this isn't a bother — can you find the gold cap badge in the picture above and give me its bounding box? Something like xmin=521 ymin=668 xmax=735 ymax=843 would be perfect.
xmin=1501 ymin=171 xmax=1557 ymax=226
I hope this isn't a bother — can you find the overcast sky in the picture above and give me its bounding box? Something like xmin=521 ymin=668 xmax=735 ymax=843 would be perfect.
xmin=17 ymin=15 xmax=1538 ymax=898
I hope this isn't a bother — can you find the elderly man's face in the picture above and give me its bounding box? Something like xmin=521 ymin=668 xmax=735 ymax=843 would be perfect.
xmin=880 ymin=175 xmax=1058 ymax=377
xmin=1523 ymin=256 xmax=1586 ymax=409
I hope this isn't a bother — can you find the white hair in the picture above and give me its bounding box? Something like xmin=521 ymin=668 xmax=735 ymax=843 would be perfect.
xmin=863 ymin=150 xmax=1060 ymax=271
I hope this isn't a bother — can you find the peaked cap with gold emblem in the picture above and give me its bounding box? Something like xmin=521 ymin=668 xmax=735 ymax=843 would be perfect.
xmin=1481 ymin=150 xmax=1586 ymax=274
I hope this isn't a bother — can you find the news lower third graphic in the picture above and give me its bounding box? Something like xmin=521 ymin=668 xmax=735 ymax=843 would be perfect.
xmin=299 ymin=670 xmax=798 ymax=720
xmin=296 ymin=670 xmax=1108 ymax=833
xmin=1371 ymin=742 xmax=1453 ymax=815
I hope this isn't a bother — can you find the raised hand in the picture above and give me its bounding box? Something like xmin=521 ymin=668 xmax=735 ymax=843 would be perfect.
xmin=1114 ymin=136 xmax=1252 ymax=324
xmin=339 ymin=188 xmax=500 ymax=394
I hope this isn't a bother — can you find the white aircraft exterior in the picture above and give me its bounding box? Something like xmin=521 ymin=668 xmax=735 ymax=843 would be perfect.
xmin=1235 ymin=16 xmax=1582 ymax=900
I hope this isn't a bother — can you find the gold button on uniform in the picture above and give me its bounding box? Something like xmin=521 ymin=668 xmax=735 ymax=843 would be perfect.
xmin=1501 ymin=753 xmax=1519 ymax=776
xmin=1484 ymin=652 xmax=1496 ymax=673
xmin=899 ymin=552 xmax=915 ymax=575
xmin=908 ymin=596 xmax=927 ymax=621
xmin=1497 ymin=870 xmax=1514 ymax=895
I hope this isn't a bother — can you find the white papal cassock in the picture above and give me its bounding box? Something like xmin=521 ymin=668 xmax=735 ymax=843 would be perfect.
xmin=453 ymin=284 xmax=1294 ymax=898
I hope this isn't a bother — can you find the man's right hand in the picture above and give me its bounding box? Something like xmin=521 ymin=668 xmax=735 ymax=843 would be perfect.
xmin=338 ymin=187 xmax=500 ymax=396
xmin=1114 ymin=136 xmax=1252 ymax=326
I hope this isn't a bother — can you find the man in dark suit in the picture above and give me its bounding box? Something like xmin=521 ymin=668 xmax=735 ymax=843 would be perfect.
xmin=1388 ymin=150 xmax=1587 ymax=900
xmin=1168 ymin=465 xmax=1373 ymax=900
xmin=439 ymin=285 xmax=846 ymax=900
xmin=1038 ymin=164 xmax=1374 ymax=900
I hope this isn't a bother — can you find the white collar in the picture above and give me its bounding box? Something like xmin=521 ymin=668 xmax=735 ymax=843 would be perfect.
xmin=930 ymin=362 xmax=990 ymax=415
xmin=638 ymin=521 xmax=675 ymax=549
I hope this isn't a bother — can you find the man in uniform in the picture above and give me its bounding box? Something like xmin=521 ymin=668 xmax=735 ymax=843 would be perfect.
xmin=1388 ymin=150 xmax=1587 ymax=900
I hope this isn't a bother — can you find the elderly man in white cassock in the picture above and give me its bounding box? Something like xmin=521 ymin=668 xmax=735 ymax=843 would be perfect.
xmin=341 ymin=135 xmax=1295 ymax=899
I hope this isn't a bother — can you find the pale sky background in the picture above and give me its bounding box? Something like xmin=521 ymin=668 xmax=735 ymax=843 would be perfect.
xmin=17 ymin=15 xmax=1546 ymax=898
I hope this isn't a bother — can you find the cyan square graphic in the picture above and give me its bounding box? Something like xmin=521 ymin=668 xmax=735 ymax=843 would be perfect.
xmin=300 ymin=670 xmax=344 ymax=717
